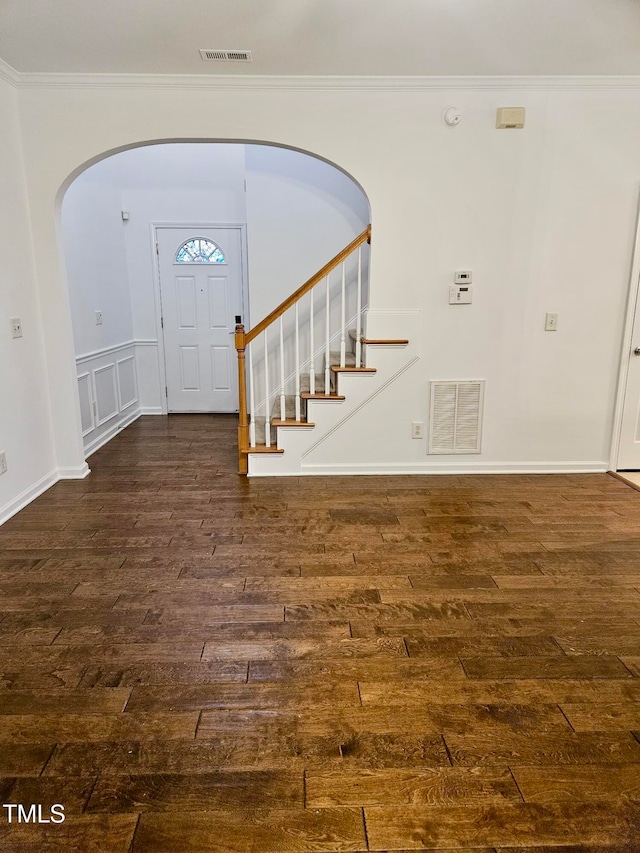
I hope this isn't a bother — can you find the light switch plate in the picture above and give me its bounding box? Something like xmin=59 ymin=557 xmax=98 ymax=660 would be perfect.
xmin=545 ymin=312 xmax=559 ymax=331
xmin=10 ymin=318 xmax=22 ymax=338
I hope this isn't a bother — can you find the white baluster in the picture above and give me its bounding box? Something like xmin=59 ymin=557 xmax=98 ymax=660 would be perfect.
xmin=324 ymin=276 xmax=331 ymax=394
xmin=264 ymin=331 xmax=271 ymax=448
xmin=248 ymin=342 xmax=256 ymax=448
xmin=309 ymin=288 xmax=315 ymax=395
xmin=340 ymin=261 xmax=346 ymax=368
xmin=279 ymin=315 xmax=286 ymax=422
xmin=295 ymin=302 xmax=301 ymax=421
xmin=355 ymin=246 xmax=362 ymax=368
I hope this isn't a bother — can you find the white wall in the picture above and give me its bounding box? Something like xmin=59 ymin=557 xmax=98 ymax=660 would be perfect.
xmin=245 ymin=144 xmax=370 ymax=323
xmin=0 ymin=76 xmax=58 ymax=521
xmin=10 ymin=78 xmax=640 ymax=483
xmin=116 ymin=144 xmax=247 ymax=340
xmin=62 ymin=165 xmax=133 ymax=355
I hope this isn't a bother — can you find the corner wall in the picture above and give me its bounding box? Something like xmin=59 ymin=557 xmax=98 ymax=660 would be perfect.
xmin=0 ymin=76 xmax=58 ymax=522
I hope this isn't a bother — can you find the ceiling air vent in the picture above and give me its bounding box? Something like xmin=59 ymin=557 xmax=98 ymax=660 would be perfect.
xmin=199 ymin=49 xmax=253 ymax=62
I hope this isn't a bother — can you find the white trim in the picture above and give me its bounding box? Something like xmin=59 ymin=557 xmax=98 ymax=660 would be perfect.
xmin=58 ymin=463 xmax=91 ymax=479
xmin=610 ymin=188 xmax=640 ymax=470
xmin=76 ymin=340 xmax=136 ymax=363
xmin=13 ymin=73 xmax=640 ymax=92
xmin=0 ymin=470 xmax=59 ymax=526
xmin=116 ymin=355 xmax=139 ymax=411
xmin=77 ymin=371 xmax=95 ymax=436
xmin=286 ymin=461 xmax=609 ymax=477
xmin=140 ymin=406 xmax=164 ymax=415
xmin=0 ymin=58 xmax=19 ymax=87
xmin=84 ymin=408 xmax=141 ymax=457
xmin=152 ymin=222 xmax=249 ymax=414
xmin=92 ymin=362 xmax=119 ymax=426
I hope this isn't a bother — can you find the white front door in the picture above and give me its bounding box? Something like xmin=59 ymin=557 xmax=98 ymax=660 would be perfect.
xmin=157 ymin=227 xmax=245 ymax=413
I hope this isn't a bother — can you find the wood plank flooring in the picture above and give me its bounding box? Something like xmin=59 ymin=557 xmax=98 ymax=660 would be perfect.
xmin=0 ymin=414 xmax=639 ymax=850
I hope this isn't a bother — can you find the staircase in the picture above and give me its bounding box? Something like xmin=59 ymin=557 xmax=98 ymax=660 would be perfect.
xmin=234 ymin=227 xmax=410 ymax=475
xmin=251 ymin=331 xmax=375 ymax=446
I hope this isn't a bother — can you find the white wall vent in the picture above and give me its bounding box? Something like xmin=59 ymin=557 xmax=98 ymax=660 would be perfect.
xmin=428 ymin=380 xmax=485 ymax=454
xmin=199 ymin=49 xmax=253 ymax=62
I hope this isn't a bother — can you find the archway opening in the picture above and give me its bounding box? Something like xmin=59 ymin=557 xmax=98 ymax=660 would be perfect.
xmin=59 ymin=141 xmax=370 ymax=457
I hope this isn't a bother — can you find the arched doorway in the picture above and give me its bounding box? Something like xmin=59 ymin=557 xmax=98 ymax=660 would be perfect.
xmin=59 ymin=141 xmax=370 ymax=458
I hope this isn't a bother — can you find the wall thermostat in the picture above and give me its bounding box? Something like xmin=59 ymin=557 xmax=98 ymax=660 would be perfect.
xmin=455 ymin=270 xmax=472 ymax=284
xmin=450 ymin=285 xmax=472 ymax=304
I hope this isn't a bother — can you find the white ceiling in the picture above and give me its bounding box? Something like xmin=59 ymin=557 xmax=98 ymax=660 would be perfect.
xmin=1 ymin=0 xmax=639 ymax=77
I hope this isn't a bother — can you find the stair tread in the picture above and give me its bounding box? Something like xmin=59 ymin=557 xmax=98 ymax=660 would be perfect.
xmin=331 ymin=366 xmax=376 ymax=373
xmin=301 ymin=392 xmax=346 ymax=400
xmin=362 ymin=338 xmax=409 ymax=345
xmin=243 ymin=444 xmax=284 ymax=454
xmin=272 ymin=419 xmax=315 ymax=428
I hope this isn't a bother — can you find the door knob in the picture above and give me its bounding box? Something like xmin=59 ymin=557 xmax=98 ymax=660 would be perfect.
xmin=635 ymin=347 xmax=640 ymax=355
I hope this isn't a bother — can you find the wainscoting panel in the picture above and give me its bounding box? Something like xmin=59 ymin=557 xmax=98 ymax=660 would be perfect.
xmin=93 ymin=363 xmax=118 ymax=426
xmin=117 ymin=355 xmax=138 ymax=411
xmin=76 ymin=341 xmax=141 ymax=457
xmin=77 ymin=372 xmax=94 ymax=437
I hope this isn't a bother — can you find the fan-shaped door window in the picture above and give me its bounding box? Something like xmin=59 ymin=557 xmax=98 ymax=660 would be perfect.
xmin=175 ymin=238 xmax=226 ymax=264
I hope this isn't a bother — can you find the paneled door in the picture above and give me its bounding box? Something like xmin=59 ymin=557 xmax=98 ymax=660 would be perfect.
xmin=157 ymin=227 xmax=245 ymax=413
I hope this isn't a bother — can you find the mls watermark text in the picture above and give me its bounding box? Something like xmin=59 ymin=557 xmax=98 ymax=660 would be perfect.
xmin=2 ymin=804 xmax=65 ymax=824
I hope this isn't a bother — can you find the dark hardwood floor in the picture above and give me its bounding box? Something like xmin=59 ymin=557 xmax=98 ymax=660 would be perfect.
xmin=0 ymin=414 xmax=639 ymax=851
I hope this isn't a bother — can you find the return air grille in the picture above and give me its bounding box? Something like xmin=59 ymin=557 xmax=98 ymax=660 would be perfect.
xmin=199 ymin=49 xmax=253 ymax=62
xmin=428 ymin=380 xmax=485 ymax=454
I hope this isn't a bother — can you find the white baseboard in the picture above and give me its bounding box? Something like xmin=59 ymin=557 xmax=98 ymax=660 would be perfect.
xmin=0 ymin=469 xmax=59 ymax=525
xmin=58 ymin=463 xmax=91 ymax=479
xmin=85 ymin=409 xmax=141 ymax=458
xmin=262 ymin=461 xmax=610 ymax=477
xmin=140 ymin=407 xmax=164 ymax=415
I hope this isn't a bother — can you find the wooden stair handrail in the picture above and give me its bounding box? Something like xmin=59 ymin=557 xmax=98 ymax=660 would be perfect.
xmin=245 ymin=225 xmax=371 ymax=345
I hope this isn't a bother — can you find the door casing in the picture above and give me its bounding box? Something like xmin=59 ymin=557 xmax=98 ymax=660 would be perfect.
xmin=610 ymin=191 xmax=640 ymax=469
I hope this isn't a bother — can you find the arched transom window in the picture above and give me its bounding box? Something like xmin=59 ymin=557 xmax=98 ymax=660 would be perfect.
xmin=175 ymin=238 xmax=226 ymax=264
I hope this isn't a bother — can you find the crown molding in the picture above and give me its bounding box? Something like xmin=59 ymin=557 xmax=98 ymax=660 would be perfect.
xmin=11 ymin=72 xmax=640 ymax=92
xmin=0 ymin=57 xmax=19 ymax=87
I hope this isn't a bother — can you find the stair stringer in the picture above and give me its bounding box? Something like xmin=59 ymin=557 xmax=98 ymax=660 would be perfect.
xmin=247 ymin=311 xmax=422 ymax=476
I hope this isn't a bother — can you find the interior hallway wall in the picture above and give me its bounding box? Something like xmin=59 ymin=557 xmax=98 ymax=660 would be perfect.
xmin=0 ymin=75 xmax=59 ymax=521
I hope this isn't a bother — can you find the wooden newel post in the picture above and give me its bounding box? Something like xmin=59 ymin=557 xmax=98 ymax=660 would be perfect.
xmin=235 ymin=324 xmax=249 ymax=475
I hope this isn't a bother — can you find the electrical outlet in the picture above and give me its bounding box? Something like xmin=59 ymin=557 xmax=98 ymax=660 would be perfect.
xmin=10 ymin=318 xmax=22 ymax=339
xmin=411 ymin=421 xmax=425 ymax=439
xmin=545 ymin=312 xmax=559 ymax=331
xmin=0 ymin=453 xmax=7 ymax=475
xmin=95 ymin=311 xmax=103 ymax=325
